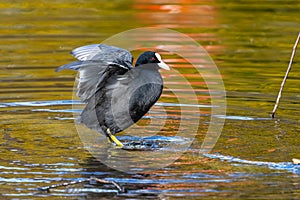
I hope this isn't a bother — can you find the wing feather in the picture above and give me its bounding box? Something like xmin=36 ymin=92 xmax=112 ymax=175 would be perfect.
xmin=56 ymin=44 xmax=134 ymax=102
xmin=71 ymin=44 xmax=133 ymax=68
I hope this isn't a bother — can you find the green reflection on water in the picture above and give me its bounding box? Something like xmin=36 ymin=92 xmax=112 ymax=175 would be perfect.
xmin=0 ymin=0 xmax=299 ymax=199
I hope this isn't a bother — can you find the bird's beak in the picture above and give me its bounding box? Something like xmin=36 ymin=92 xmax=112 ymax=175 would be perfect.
xmin=158 ymin=61 xmax=170 ymax=70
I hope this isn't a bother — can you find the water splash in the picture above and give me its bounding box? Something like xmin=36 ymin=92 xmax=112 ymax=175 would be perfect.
xmin=119 ymin=135 xmax=191 ymax=151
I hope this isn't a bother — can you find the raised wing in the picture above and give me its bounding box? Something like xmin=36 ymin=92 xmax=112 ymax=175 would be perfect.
xmin=71 ymin=44 xmax=133 ymax=68
xmin=56 ymin=44 xmax=134 ymax=102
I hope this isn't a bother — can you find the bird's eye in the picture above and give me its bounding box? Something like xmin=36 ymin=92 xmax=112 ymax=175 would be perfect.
xmin=151 ymin=57 xmax=156 ymax=61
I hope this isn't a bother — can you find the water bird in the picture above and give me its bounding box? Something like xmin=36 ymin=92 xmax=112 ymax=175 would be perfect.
xmin=56 ymin=44 xmax=170 ymax=147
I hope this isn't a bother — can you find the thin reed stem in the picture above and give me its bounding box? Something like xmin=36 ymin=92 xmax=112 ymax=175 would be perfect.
xmin=271 ymin=32 xmax=300 ymax=118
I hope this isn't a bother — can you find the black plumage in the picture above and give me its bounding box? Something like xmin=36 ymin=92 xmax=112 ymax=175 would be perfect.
xmin=56 ymin=44 xmax=170 ymax=146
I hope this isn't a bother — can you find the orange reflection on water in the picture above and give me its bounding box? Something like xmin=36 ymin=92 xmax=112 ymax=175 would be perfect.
xmin=134 ymin=0 xmax=218 ymax=28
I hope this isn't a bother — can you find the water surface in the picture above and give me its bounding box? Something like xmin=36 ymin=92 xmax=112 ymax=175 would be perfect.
xmin=0 ymin=0 xmax=300 ymax=199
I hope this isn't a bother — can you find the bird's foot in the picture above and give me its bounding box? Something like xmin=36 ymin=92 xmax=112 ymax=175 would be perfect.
xmin=106 ymin=129 xmax=124 ymax=147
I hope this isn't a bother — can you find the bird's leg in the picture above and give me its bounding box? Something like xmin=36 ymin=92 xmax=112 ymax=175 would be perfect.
xmin=106 ymin=128 xmax=124 ymax=147
xmin=107 ymin=136 xmax=113 ymax=144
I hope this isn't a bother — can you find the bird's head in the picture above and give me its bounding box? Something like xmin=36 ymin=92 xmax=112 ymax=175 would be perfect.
xmin=135 ymin=51 xmax=170 ymax=70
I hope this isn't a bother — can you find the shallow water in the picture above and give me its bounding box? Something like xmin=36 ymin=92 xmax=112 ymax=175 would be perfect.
xmin=1 ymin=0 xmax=300 ymax=199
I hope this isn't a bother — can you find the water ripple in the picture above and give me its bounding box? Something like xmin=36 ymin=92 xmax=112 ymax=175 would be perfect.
xmin=0 ymin=100 xmax=214 ymax=108
xmin=204 ymin=153 xmax=300 ymax=174
xmin=0 ymin=100 xmax=267 ymax=122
